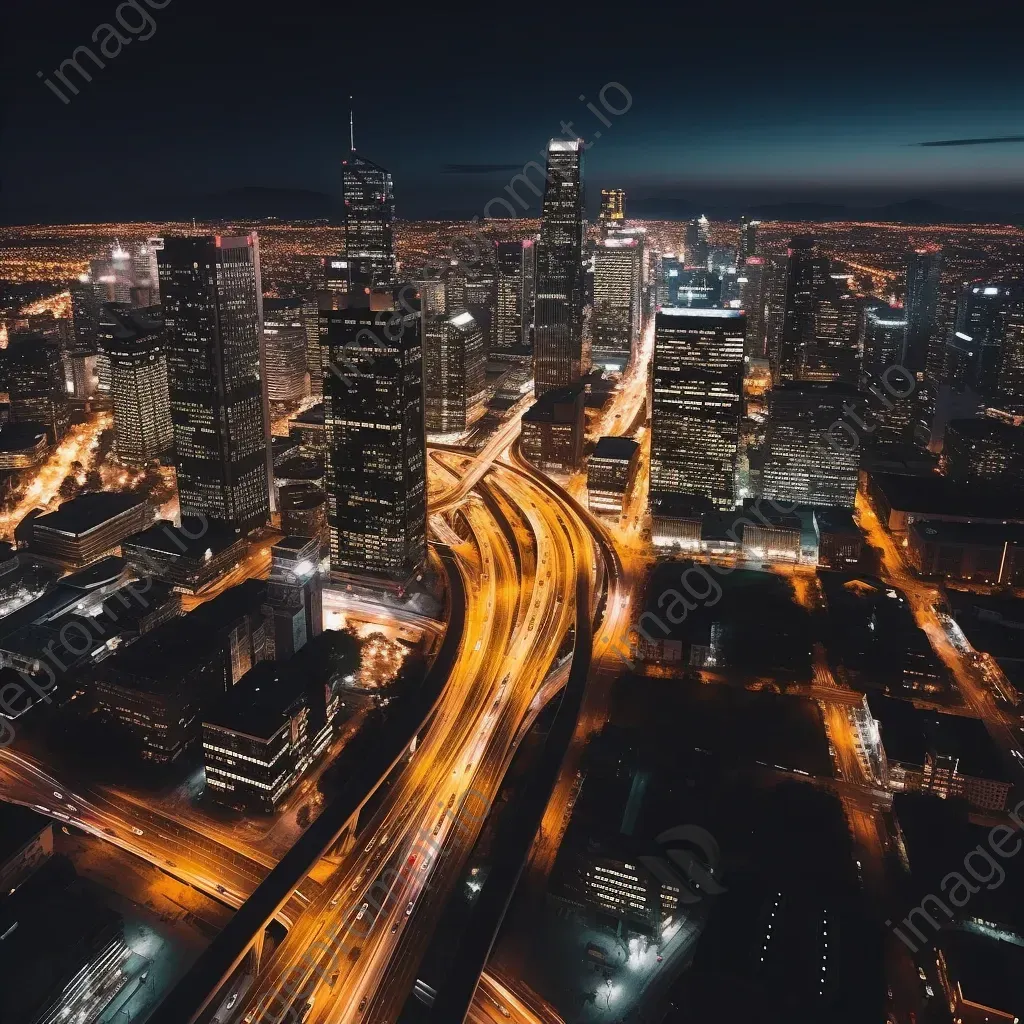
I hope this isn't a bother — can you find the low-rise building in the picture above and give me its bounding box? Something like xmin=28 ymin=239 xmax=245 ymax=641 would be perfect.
xmin=863 ymin=694 xmax=1012 ymax=811
xmin=0 ymin=422 xmax=50 ymax=470
xmin=91 ymin=580 xmax=268 ymax=763
xmin=936 ymin=929 xmax=1024 ymax=1024
xmin=29 ymin=492 xmax=153 ymax=568
xmin=587 ymin=436 xmax=640 ymax=517
xmin=202 ymin=631 xmax=356 ymax=812
xmin=741 ymin=512 xmax=802 ymax=562
xmin=813 ymin=507 xmax=863 ymax=568
xmin=0 ymin=804 xmax=53 ymax=893
xmin=122 ymin=517 xmax=247 ymax=594
xmin=521 ymin=384 xmax=585 ymax=473
xmin=941 ymin=417 xmax=1024 ymax=489
xmin=906 ymin=520 xmax=1024 ymax=585
xmin=864 ymin=472 xmax=1024 ymax=534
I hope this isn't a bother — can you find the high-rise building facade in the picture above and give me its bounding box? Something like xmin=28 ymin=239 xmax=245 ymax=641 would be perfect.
xmin=158 ymin=235 xmax=272 ymax=534
xmin=263 ymin=298 xmax=310 ymax=403
xmin=592 ymin=237 xmax=641 ymax=368
xmin=684 ymin=216 xmax=710 ymax=270
xmin=658 ymin=255 xmax=683 ymax=308
xmin=533 ymin=138 xmax=585 ymax=396
xmin=341 ymin=150 xmax=396 ymax=287
xmin=737 ymin=257 xmax=765 ymax=357
xmin=903 ymin=247 xmax=942 ymax=373
xmin=863 ymin=306 xmax=908 ymax=378
xmin=738 ymin=216 xmax=760 ymax=264
xmin=100 ymin=303 xmax=173 ymax=464
xmin=599 ymin=189 xmax=626 ymax=231
xmin=7 ymin=333 xmax=69 ymax=443
xmin=762 ymin=381 xmax=862 ymax=508
xmin=650 ymin=309 xmax=745 ymax=510
xmin=132 ymin=238 xmax=163 ymax=305
xmin=493 ymin=240 xmax=535 ymax=358
xmin=951 ymin=281 xmax=1012 ymax=400
xmin=997 ymin=297 xmax=1024 ymax=414
xmin=423 ymin=310 xmax=486 ymax=434
xmin=321 ymin=292 xmax=426 ymax=589
xmin=775 ymin=235 xmax=827 ymax=380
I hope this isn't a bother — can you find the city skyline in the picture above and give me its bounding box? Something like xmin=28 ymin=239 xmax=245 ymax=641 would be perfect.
xmin=6 ymin=1 xmax=1024 ymax=224
xmin=4 ymin=7 xmax=1024 ymax=1024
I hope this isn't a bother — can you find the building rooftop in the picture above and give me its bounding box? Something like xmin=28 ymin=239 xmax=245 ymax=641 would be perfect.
xmin=103 ymin=579 xmax=266 ymax=688
xmin=939 ymin=929 xmax=1024 ymax=1018
xmin=124 ymin=517 xmax=243 ymax=559
xmin=657 ymin=307 xmax=744 ymax=319
xmin=61 ymin=556 xmax=128 ymax=590
xmin=868 ymin=693 xmax=1010 ymax=781
xmin=813 ymin=507 xmax=859 ymax=534
xmin=870 ymin=472 xmax=1024 ymax=521
xmin=203 ymin=659 xmax=303 ymax=740
xmin=291 ymin=402 xmax=325 ymax=427
xmin=33 ymin=493 xmax=150 ymax=538
xmin=591 ymin=436 xmax=639 ymax=462
xmin=946 ymin=416 xmax=1024 ymax=447
xmin=522 ymin=384 xmax=584 ymax=422
xmin=0 ymin=803 xmax=49 ymax=865
xmin=0 ymin=423 xmax=49 ymax=453
xmin=909 ymin=519 xmax=1024 ymax=546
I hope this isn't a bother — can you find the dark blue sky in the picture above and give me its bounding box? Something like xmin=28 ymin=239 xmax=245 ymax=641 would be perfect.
xmin=4 ymin=0 xmax=1024 ymax=222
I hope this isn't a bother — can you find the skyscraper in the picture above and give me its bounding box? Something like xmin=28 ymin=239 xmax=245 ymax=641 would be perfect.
xmin=533 ymin=138 xmax=585 ymax=396
xmin=773 ymin=235 xmax=850 ymax=382
xmin=100 ymin=303 xmax=173 ymax=465
xmin=599 ymin=189 xmax=626 ymax=231
xmin=762 ymin=381 xmax=862 ymax=508
xmin=997 ymin=297 xmax=1024 ymax=414
xmin=493 ymin=240 xmax=535 ymax=359
xmin=737 ymin=257 xmax=765 ymax=358
xmin=738 ymin=216 xmax=760 ymax=264
xmin=158 ymin=235 xmax=272 ymax=534
xmin=321 ymin=289 xmax=426 ymax=590
xmin=951 ymin=281 xmax=1012 ymax=400
xmin=7 ymin=333 xmax=69 ymax=443
xmin=592 ymin=236 xmax=642 ymax=369
xmin=650 ymin=309 xmax=745 ymax=510
xmin=91 ymin=246 xmax=135 ymax=304
xmin=863 ymin=306 xmax=908 ymax=378
xmin=658 ymin=255 xmax=683 ymax=308
xmin=423 ymin=310 xmax=486 ymax=434
xmin=133 ymin=238 xmax=163 ymax=305
xmin=903 ymin=247 xmax=942 ymax=373
xmin=684 ymin=216 xmax=710 ymax=270
xmin=341 ymin=130 xmax=396 ymax=287
xmin=263 ymin=299 xmax=310 ymax=403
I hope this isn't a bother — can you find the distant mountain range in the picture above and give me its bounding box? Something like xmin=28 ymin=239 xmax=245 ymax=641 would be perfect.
xmin=4 ymin=186 xmax=1020 ymax=227
xmin=627 ymin=195 xmax=1018 ymax=225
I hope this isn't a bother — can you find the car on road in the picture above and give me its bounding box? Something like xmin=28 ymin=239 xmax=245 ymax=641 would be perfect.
xmin=131 ymin=827 xmax=144 ymax=836
xmin=358 ymin=997 xmax=367 ymax=1012
xmin=356 ymin=902 xmax=369 ymax=920
xmin=406 ymin=900 xmax=415 ymax=916
xmin=225 ymin=993 xmax=238 ymax=1010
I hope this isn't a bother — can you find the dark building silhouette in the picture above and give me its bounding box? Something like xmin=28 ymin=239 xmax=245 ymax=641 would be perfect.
xmin=157 ymin=235 xmax=272 ymax=534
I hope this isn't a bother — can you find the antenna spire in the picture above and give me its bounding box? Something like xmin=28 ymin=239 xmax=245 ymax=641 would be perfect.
xmin=349 ymin=96 xmax=355 ymax=152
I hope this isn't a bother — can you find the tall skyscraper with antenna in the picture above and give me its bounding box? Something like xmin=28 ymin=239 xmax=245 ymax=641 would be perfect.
xmin=341 ymin=100 xmax=396 ymax=287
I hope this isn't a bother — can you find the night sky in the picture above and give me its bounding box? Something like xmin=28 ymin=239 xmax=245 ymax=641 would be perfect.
xmin=4 ymin=0 xmax=1024 ymax=223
